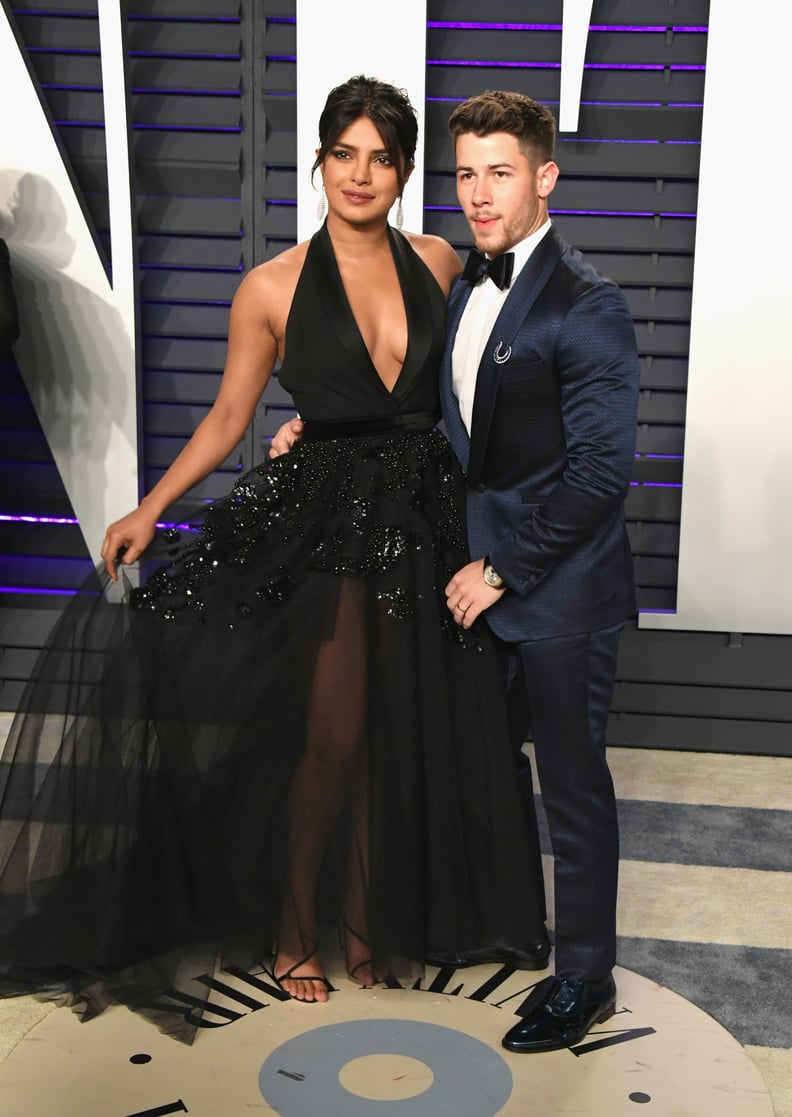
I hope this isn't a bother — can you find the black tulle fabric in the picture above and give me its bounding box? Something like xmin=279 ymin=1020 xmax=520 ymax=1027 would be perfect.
xmin=0 ymin=223 xmax=546 ymax=1042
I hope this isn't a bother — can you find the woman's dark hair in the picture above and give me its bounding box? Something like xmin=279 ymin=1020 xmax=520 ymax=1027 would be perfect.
xmin=312 ymin=75 xmax=418 ymax=195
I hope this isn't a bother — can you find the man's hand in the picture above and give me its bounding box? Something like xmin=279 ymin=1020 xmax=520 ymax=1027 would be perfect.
xmin=445 ymin=559 xmax=505 ymax=628
xmin=269 ymin=417 xmax=304 ymax=458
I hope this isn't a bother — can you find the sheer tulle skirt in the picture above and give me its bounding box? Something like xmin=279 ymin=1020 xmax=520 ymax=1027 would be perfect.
xmin=0 ymin=429 xmax=546 ymax=1041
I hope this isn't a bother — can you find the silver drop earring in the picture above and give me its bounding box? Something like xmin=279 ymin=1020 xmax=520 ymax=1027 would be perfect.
xmin=395 ymin=196 xmax=404 ymax=231
xmin=316 ymin=184 xmax=326 ymax=222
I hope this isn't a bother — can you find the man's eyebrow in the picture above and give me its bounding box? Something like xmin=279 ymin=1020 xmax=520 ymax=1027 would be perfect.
xmin=455 ymin=162 xmax=517 ymax=172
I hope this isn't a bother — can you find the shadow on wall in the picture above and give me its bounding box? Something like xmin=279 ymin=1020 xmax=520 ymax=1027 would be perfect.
xmin=0 ymin=170 xmax=134 ymax=559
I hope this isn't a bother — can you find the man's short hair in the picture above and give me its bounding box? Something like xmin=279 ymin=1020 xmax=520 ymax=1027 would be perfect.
xmin=448 ymin=90 xmax=556 ymax=165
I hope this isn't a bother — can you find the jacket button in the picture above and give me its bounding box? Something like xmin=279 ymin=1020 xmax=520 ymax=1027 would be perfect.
xmin=476 ymin=483 xmax=486 ymax=492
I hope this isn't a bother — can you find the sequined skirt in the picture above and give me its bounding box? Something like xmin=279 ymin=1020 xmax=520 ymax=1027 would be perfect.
xmin=0 ymin=427 xmax=546 ymax=1042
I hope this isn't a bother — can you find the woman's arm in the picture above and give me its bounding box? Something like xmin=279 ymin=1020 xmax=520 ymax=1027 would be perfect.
xmin=102 ymin=267 xmax=281 ymax=580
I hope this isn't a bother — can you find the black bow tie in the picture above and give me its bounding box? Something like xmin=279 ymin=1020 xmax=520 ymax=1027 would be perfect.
xmin=461 ymin=247 xmax=515 ymax=290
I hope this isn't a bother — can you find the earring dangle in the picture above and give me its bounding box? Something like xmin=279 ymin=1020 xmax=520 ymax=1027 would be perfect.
xmin=316 ymin=185 xmax=326 ymax=222
xmin=395 ymin=197 xmax=404 ymax=231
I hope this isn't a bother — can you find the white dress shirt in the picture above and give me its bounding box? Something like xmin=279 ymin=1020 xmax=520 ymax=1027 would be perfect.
xmin=452 ymin=220 xmax=552 ymax=434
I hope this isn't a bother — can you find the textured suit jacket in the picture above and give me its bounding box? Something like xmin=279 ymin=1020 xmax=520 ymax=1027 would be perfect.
xmin=440 ymin=224 xmax=640 ymax=643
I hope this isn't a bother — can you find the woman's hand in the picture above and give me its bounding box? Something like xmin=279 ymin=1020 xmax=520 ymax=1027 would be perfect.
xmin=101 ymin=506 xmax=159 ymax=581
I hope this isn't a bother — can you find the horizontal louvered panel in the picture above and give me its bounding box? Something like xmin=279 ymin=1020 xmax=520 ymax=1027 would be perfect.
xmin=141 ymin=304 xmax=231 ymax=338
xmin=637 ymin=390 xmax=687 ymax=424
xmin=627 ymin=521 xmax=680 ymax=556
xmin=635 ymin=426 xmax=684 ymax=456
xmin=142 ymin=338 xmax=228 ymax=371
xmin=613 ymin=681 xmax=792 ymax=721
xmin=44 ymin=90 xmax=241 ymax=130
xmin=617 ymin=628 xmax=792 ymax=688
xmin=633 ymin=322 xmax=691 ymax=357
xmin=427 ymin=66 xmax=706 ymax=106
xmin=426 ymin=26 xmax=707 ymax=67
xmin=129 ymin=0 xmax=241 ymax=15
xmin=625 ymin=485 xmax=682 ymax=520
xmin=632 ymin=457 xmax=683 ymax=484
xmin=126 ymin=20 xmax=240 ymax=55
xmin=0 ymin=606 xmax=62 ymax=646
xmin=139 ymin=236 xmax=242 ymax=268
xmin=625 ymin=288 xmax=692 ymax=321
xmin=634 ymin=587 xmax=676 ymax=611
xmin=587 ymin=253 xmax=694 ymax=287
xmin=141 ymin=270 xmax=241 ymax=301
xmin=0 ymin=522 xmax=88 ymax=559
xmin=427 ymin=0 xmax=710 ymax=19
xmin=0 ymin=554 xmax=93 ymax=588
xmin=144 ymin=402 xmax=211 ymax=435
xmin=143 ymin=369 xmax=222 ymax=403
xmin=639 ymin=357 xmax=688 ymax=390
xmin=632 ymin=555 xmax=679 ymax=588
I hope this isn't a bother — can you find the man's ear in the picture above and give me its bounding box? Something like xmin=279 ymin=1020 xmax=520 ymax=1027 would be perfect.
xmin=537 ymin=161 xmax=560 ymax=199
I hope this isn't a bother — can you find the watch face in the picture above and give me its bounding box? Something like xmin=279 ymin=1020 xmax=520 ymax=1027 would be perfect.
xmin=0 ymin=959 xmax=772 ymax=1117
xmin=484 ymin=566 xmax=503 ymax=587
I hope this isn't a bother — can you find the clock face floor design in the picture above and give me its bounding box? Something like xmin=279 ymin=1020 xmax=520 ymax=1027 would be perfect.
xmin=0 ymin=960 xmax=772 ymax=1117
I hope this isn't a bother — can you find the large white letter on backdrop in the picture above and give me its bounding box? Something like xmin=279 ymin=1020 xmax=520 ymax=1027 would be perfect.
xmin=0 ymin=4 xmax=137 ymax=564
xmin=639 ymin=8 xmax=792 ymax=634
xmin=295 ymin=0 xmax=427 ymax=244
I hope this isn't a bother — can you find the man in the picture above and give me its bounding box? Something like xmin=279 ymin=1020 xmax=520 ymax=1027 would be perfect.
xmin=271 ymin=89 xmax=640 ymax=1054
xmin=439 ymin=90 xmax=639 ymax=1053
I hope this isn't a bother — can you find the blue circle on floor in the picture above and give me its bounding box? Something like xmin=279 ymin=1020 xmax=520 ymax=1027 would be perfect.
xmin=258 ymin=1018 xmax=513 ymax=1116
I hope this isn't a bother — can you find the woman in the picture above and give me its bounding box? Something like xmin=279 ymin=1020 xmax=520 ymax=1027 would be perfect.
xmin=0 ymin=76 xmax=546 ymax=1039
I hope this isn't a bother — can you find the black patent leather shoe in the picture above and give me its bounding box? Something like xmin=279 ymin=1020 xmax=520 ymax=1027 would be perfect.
xmin=501 ymin=974 xmax=616 ymax=1053
xmin=425 ymin=938 xmax=550 ymax=972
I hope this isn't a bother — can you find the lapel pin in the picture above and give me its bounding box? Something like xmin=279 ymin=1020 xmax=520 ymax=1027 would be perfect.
xmin=493 ymin=342 xmax=512 ymax=365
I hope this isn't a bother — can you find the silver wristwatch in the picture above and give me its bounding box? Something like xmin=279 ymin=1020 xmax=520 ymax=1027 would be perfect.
xmin=482 ymin=557 xmax=505 ymax=589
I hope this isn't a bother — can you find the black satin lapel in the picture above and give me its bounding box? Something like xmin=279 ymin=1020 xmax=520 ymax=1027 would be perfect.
xmin=466 ymin=227 xmax=566 ymax=484
xmin=309 ymin=221 xmax=372 ymax=372
xmin=440 ymin=278 xmax=474 ymax=472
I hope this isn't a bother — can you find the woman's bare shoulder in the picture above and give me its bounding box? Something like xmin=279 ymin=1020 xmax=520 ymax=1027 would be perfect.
xmin=401 ymin=231 xmax=462 ymax=295
xmin=230 ymin=240 xmax=311 ymax=333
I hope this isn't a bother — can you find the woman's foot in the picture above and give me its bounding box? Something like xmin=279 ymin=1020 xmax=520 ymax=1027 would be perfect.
xmin=342 ymin=922 xmax=387 ymax=988
xmin=272 ymin=949 xmax=331 ymax=1003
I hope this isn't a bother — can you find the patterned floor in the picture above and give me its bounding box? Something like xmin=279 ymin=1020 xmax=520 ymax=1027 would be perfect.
xmin=0 ymin=711 xmax=789 ymax=1114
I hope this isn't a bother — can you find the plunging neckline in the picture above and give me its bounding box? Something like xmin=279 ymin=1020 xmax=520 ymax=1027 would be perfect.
xmin=323 ymin=224 xmax=412 ymax=397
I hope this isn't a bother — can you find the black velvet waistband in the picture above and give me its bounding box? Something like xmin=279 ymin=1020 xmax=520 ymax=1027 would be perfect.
xmin=301 ymin=411 xmax=439 ymax=441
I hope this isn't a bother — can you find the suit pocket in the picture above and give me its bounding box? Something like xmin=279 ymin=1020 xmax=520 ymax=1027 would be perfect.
xmin=499 ymin=355 xmax=550 ymax=383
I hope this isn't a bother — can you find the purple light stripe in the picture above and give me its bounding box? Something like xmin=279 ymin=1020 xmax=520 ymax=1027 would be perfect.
xmin=0 ymin=513 xmax=199 ymax=532
xmin=0 ymin=514 xmax=78 ymax=525
xmin=643 ymin=454 xmax=684 ymax=460
xmin=427 ymin=22 xmax=707 ymax=32
xmin=140 ymin=264 xmax=244 ymax=273
xmin=141 ymin=299 xmax=232 ymax=307
xmin=0 ymin=586 xmax=77 ymax=596
xmin=643 ymin=482 xmax=683 ymax=488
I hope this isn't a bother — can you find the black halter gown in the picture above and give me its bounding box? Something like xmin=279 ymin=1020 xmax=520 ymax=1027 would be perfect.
xmin=0 ymin=223 xmax=546 ymax=1041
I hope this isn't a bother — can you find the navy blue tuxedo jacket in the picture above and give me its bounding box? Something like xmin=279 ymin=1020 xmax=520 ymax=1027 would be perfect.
xmin=440 ymin=225 xmax=640 ymax=643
